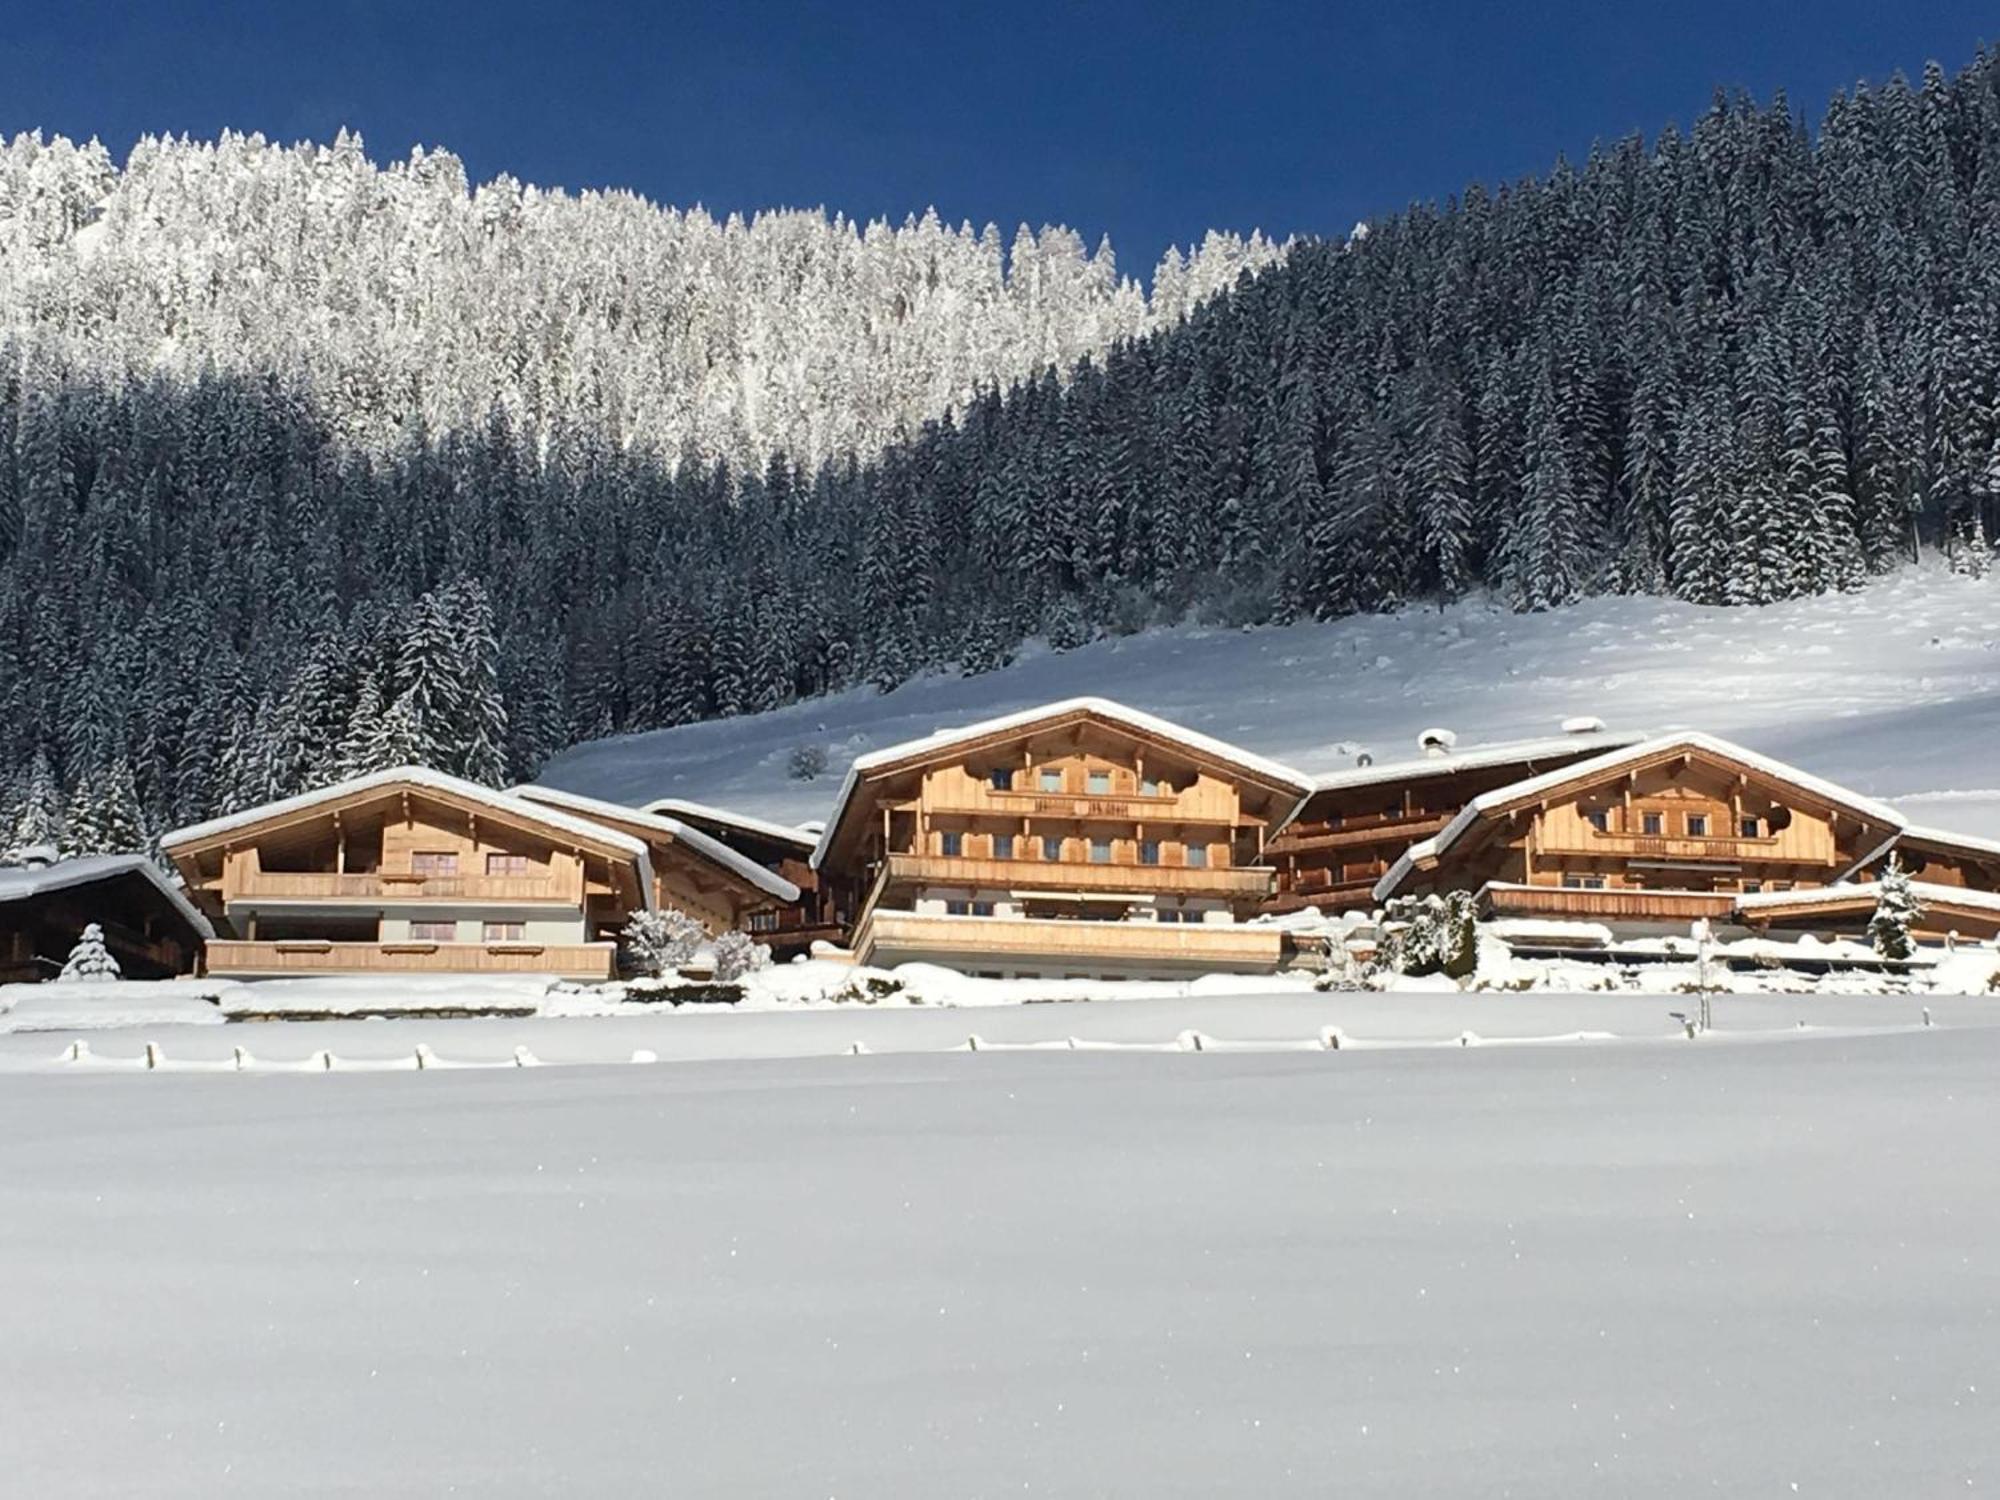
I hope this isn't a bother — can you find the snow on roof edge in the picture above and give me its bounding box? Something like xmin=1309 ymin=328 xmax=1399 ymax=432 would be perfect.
xmin=1734 ymin=879 xmax=2000 ymax=915
xmin=1308 ymin=729 xmax=1650 ymax=792
xmin=511 ymin=785 xmax=801 ymax=903
xmin=638 ymin=796 xmax=819 ymax=851
xmin=1897 ymin=823 xmax=2000 ymax=860
xmin=0 ymin=853 xmax=214 ymax=939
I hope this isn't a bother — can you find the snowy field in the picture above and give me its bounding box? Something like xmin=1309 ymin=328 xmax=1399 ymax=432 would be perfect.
xmin=541 ymin=564 xmax=2000 ymax=836
xmin=3 ymin=1020 xmax=1996 ymax=1497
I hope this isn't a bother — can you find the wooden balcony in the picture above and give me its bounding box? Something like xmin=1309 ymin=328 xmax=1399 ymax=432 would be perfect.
xmin=934 ymin=791 xmax=1236 ymax=824
xmin=1480 ymin=884 xmax=1736 ymax=923
xmin=884 ymin=852 xmax=1272 ymax=899
xmin=854 ymin=910 xmax=1283 ymax=972
xmin=1273 ymin=816 xmax=1446 ymax=854
xmin=204 ymin=939 xmax=616 ymax=979
xmin=222 ymin=870 xmax=582 ymax=904
xmin=1537 ymin=832 xmax=1815 ymax=865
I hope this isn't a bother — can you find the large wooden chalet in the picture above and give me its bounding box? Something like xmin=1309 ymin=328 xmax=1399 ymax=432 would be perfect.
xmin=808 ymin=698 xmax=1313 ymax=979
xmin=161 ymin=768 xmax=796 ymax=981
xmin=1373 ymin=731 xmax=1910 ymax=932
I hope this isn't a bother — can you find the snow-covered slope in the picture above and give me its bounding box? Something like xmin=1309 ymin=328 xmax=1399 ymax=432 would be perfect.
xmin=539 ymin=563 xmax=2000 ymax=836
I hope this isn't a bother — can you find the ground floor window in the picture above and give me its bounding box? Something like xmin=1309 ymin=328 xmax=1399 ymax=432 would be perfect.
xmin=749 ymin=911 xmax=780 ymax=933
xmin=410 ymin=920 xmax=456 ymax=942
xmin=482 ymin=921 xmax=525 ymax=942
xmin=1560 ymin=874 xmax=1607 ymax=890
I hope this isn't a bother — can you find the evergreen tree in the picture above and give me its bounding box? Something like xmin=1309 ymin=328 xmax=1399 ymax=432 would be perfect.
xmin=57 ymin=922 xmax=122 ymax=982
xmin=1867 ymin=855 xmax=1924 ymax=960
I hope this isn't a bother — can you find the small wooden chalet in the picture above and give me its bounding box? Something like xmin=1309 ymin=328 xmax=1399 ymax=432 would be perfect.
xmin=161 ymin=768 xmax=664 ymax=981
xmin=1735 ymin=881 xmax=2000 ymax=944
xmin=1263 ymin=725 xmax=1645 ymax=916
xmin=1865 ymin=825 xmax=2000 ymax=892
xmin=0 ymin=852 xmax=212 ymax=983
xmin=640 ymin=797 xmax=844 ymax=956
xmin=1374 ymin=732 xmax=1908 ymax=933
xmin=810 ymin=698 xmax=1312 ymax=979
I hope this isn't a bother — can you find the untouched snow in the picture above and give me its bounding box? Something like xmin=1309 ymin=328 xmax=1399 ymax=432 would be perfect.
xmin=3 ymin=1024 xmax=1998 ymax=1495
xmin=539 ymin=565 xmax=2000 ymax=836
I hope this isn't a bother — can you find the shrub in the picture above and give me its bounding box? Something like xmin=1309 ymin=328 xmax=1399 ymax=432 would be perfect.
xmin=622 ymin=908 xmax=706 ymax=977
xmin=787 ymin=743 xmax=830 ymax=781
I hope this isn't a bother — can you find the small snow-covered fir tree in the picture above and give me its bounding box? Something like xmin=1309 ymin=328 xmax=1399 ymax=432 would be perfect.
xmin=712 ymin=929 xmax=771 ymax=982
xmin=1381 ymin=891 xmax=1478 ymax=980
xmin=1867 ymin=856 xmax=1925 ymax=960
xmin=622 ymin=908 xmax=706 ymax=977
xmin=57 ymin=923 xmax=121 ymax=982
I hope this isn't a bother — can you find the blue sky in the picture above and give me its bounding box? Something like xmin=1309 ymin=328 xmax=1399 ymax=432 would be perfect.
xmin=5 ymin=1 xmax=1994 ymax=274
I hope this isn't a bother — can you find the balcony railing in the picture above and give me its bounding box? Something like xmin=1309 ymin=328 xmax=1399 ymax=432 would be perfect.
xmin=929 ymin=790 xmax=1237 ymax=824
xmin=205 ymin=939 xmax=615 ymax=979
xmin=853 ymin=909 xmax=1283 ymax=970
xmin=1480 ymin=884 xmax=1737 ymax=922
xmin=222 ymin=870 xmax=581 ymax=904
xmin=884 ymin=852 xmax=1272 ymax=898
xmin=1536 ymin=831 xmax=1818 ymax=865
xmin=1272 ymin=816 xmax=1446 ymax=854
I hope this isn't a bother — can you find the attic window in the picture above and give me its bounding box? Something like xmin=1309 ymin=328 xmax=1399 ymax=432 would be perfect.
xmin=1686 ymin=814 xmax=1709 ymax=838
xmin=1087 ymin=770 xmax=1112 ymax=795
xmin=989 ymin=768 xmax=1012 ymax=792
xmin=1039 ymin=769 xmax=1064 ymax=793
xmin=1739 ymin=817 xmax=1761 ymax=838
xmin=1585 ymin=809 xmax=1609 ymax=832
xmin=1641 ymin=812 xmax=1664 ymax=836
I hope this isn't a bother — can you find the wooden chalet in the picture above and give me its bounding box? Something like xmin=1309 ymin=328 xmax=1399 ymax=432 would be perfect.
xmin=161 ymin=768 xmax=670 ymax=981
xmin=1374 ymin=732 xmax=1908 ymax=933
xmin=0 ymin=853 xmax=212 ymax=983
xmin=1264 ymin=725 xmax=1645 ymax=916
xmin=640 ymin=797 xmax=843 ymax=956
xmin=810 ymin=698 xmax=1312 ymax=979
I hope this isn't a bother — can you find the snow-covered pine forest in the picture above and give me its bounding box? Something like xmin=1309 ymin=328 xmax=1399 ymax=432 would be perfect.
xmin=3 ymin=54 xmax=1999 ymax=855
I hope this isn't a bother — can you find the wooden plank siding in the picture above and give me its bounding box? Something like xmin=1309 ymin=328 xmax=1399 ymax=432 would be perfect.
xmin=205 ymin=939 xmax=616 ymax=980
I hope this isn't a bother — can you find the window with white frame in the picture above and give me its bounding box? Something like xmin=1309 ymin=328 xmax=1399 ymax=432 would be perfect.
xmin=483 ymin=921 xmax=525 ymax=942
xmin=409 ymin=920 xmax=456 ymax=942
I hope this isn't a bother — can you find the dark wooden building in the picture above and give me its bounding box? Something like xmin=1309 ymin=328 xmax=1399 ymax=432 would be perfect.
xmin=0 ymin=853 xmax=212 ymax=982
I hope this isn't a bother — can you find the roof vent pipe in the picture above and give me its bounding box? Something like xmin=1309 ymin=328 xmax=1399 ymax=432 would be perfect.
xmin=1416 ymin=728 xmax=1457 ymax=758
xmin=1562 ymin=715 xmax=1609 ymax=736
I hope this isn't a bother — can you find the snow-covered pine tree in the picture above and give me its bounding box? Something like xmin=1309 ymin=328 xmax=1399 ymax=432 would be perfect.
xmin=1867 ymin=856 xmax=1925 ymax=961
xmin=57 ymin=922 xmax=121 ymax=982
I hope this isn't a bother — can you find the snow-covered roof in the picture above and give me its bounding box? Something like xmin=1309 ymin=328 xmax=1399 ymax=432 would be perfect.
xmin=160 ymin=767 xmax=658 ymax=908
xmin=637 ymin=796 xmax=819 ymax=852
xmin=1374 ymin=732 xmax=1907 ymax=900
xmin=1307 ymin=729 xmax=1649 ymax=794
xmin=1734 ymin=880 xmax=2000 ymax=916
xmin=812 ymin=696 xmax=1314 ymax=869
xmin=1896 ymin=823 xmax=2000 ymax=860
xmin=0 ymin=853 xmax=214 ymax=938
xmin=510 ymin=785 xmax=801 ymax=902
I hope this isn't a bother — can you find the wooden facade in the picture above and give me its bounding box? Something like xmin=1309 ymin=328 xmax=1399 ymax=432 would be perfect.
xmin=1380 ymin=733 xmax=1907 ymax=932
xmin=0 ymin=855 xmax=210 ymax=983
xmin=811 ymin=699 xmax=1310 ymax=978
xmin=162 ymin=769 xmax=659 ymax=981
xmin=1264 ymin=730 xmax=1642 ymax=916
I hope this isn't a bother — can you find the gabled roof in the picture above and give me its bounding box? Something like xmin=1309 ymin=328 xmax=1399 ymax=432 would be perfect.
xmin=1306 ymin=729 xmax=1649 ymax=794
xmin=1895 ymin=823 xmax=2000 ymax=861
xmin=160 ymin=767 xmax=657 ymax=906
xmin=511 ymin=785 xmax=801 ymax=902
xmin=810 ymin=696 xmax=1315 ymax=869
xmin=0 ymin=853 xmax=214 ymax=938
xmin=638 ymin=796 xmax=819 ymax=853
xmin=1375 ymin=731 xmax=1906 ymax=900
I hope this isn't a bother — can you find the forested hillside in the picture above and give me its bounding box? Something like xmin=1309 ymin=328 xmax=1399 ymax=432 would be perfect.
xmin=4 ymin=52 xmax=1999 ymax=855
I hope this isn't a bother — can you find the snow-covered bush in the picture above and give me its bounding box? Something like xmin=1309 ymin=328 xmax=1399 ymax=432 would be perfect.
xmin=787 ymin=743 xmax=829 ymax=781
xmin=57 ymin=923 xmax=121 ymax=982
xmin=711 ymin=930 xmax=771 ymax=982
xmin=1867 ymin=858 xmax=1924 ymax=961
xmin=621 ymin=909 xmax=706 ymax=978
xmin=1380 ymin=892 xmax=1478 ymax=980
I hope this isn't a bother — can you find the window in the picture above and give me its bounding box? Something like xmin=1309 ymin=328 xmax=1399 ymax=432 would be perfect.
xmin=411 ymin=851 xmax=458 ymax=876
xmin=1140 ymin=776 xmax=1167 ymax=796
xmin=1561 ymin=874 xmax=1607 ymax=890
xmin=1140 ymin=840 xmax=1161 ymax=866
xmin=486 ymin=853 xmax=530 ymax=876
xmin=944 ymin=900 xmax=969 ymax=916
xmin=749 ymin=911 xmax=781 ymax=933
xmin=940 ymin=831 xmax=963 ymax=857
xmin=1039 ymin=768 xmax=1064 ymax=792
xmin=989 ymin=768 xmax=1012 ymax=791
xmin=1185 ymin=844 xmax=1209 ymax=868
xmin=1090 ymin=838 xmax=1113 ymax=864
xmin=1087 ymin=770 xmax=1112 ymax=794
xmin=1641 ymin=812 xmax=1664 ymax=836
xmin=1685 ymin=814 xmax=1709 ymax=838
xmin=1740 ymin=817 xmax=1761 ymax=838
xmin=1043 ymin=835 xmax=1063 ymax=861
xmin=970 ymin=901 xmax=995 ymax=917
xmin=994 ymin=834 xmax=1014 ymax=860
xmin=482 ymin=922 xmax=525 ymax=943
xmin=409 ymin=920 xmax=455 ymax=942
xmin=1741 ymin=881 xmax=1763 ymax=895
xmin=1584 ymin=809 xmax=1609 ymax=832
